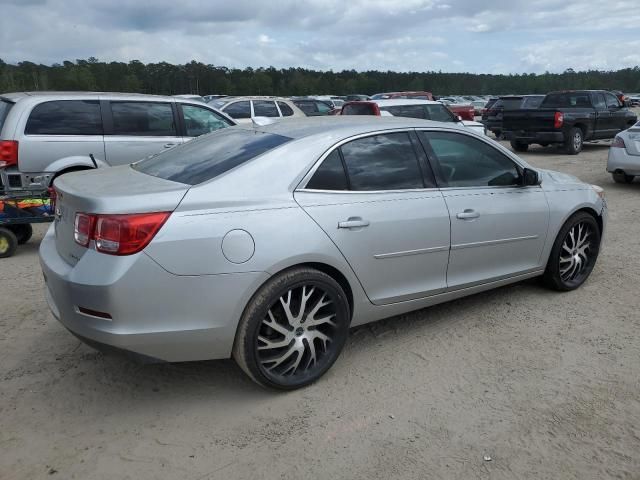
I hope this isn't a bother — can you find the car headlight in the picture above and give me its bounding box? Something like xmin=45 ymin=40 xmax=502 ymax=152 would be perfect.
xmin=591 ymin=184 xmax=605 ymax=200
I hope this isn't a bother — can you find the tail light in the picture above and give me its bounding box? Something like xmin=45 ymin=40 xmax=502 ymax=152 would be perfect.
xmin=74 ymin=212 xmax=170 ymax=255
xmin=554 ymin=112 xmax=564 ymax=129
xmin=611 ymin=136 xmax=626 ymax=148
xmin=0 ymin=140 xmax=18 ymax=168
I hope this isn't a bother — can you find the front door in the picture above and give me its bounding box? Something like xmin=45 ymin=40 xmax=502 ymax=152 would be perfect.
xmin=295 ymin=132 xmax=451 ymax=305
xmin=418 ymin=130 xmax=549 ymax=290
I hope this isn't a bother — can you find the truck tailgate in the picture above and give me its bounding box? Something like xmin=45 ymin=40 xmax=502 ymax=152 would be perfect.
xmin=502 ymin=109 xmax=557 ymax=132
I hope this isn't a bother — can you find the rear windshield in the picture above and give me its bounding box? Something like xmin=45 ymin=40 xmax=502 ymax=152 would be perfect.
xmin=342 ymin=103 xmax=377 ymax=115
xmin=0 ymin=99 xmax=13 ymax=134
xmin=541 ymin=92 xmax=592 ymax=108
xmin=133 ymin=128 xmax=292 ymax=185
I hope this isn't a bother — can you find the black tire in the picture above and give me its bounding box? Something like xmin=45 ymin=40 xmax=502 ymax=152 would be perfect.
xmin=0 ymin=227 xmax=18 ymax=258
xmin=612 ymin=172 xmax=635 ymax=184
xmin=7 ymin=224 xmax=33 ymax=245
xmin=564 ymin=127 xmax=583 ymax=155
xmin=543 ymin=212 xmax=601 ymax=291
xmin=233 ymin=267 xmax=351 ymax=390
xmin=494 ymin=130 xmax=503 ymax=140
xmin=510 ymin=140 xmax=529 ymax=152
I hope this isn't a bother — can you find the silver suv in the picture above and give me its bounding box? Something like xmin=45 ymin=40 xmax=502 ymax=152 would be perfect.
xmin=0 ymin=92 xmax=235 ymax=192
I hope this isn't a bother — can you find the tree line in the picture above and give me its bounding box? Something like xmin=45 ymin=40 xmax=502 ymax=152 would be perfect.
xmin=1 ymin=58 xmax=640 ymax=96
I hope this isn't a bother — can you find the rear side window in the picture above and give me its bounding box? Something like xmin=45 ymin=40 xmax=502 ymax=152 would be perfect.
xmin=340 ymin=133 xmax=424 ymax=191
xmin=541 ymin=93 xmax=592 ymax=108
xmin=341 ymin=103 xmax=376 ymax=115
xmin=110 ymin=102 xmax=176 ymax=136
xmin=306 ymin=150 xmax=348 ymax=190
xmin=0 ymin=99 xmax=13 ymax=134
xmin=381 ymin=105 xmax=426 ymax=119
xmin=253 ymin=101 xmax=279 ymax=117
xmin=25 ymin=100 xmax=103 ymax=135
xmin=521 ymin=96 xmax=544 ymax=109
xmin=501 ymin=98 xmax=524 ymax=110
xmin=224 ymin=101 xmax=251 ymax=119
xmin=133 ymin=128 xmax=292 ymax=185
xmin=294 ymin=101 xmax=317 ymax=115
xmin=277 ymin=101 xmax=294 ymax=116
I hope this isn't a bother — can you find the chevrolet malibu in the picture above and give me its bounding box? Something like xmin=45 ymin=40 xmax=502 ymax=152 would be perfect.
xmin=40 ymin=117 xmax=607 ymax=390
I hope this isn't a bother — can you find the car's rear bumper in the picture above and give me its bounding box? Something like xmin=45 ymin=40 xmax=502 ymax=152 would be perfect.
xmin=39 ymin=225 xmax=269 ymax=362
xmin=503 ymin=131 xmax=565 ymax=143
xmin=607 ymin=147 xmax=640 ymax=175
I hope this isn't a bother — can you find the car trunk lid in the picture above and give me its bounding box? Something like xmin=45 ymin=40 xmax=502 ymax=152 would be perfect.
xmin=53 ymin=165 xmax=189 ymax=266
xmin=624 ymin=128 xmax=640 ymax=156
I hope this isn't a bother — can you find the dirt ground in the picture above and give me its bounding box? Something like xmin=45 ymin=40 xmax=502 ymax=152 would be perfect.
xmin=1 ymin=139 xmax=639 ymax=480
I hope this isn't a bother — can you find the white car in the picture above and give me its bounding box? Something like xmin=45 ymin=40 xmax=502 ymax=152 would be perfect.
xmin=209 ymin=97 xmax=306 ymax=124
xmin=341 ymin=99 xmax=487 ymax=135
xmin=607 ymin=122 xmax=640 ymax=183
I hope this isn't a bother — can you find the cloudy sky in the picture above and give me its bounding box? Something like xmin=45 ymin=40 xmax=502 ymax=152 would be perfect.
xmin=2 ymin=0 xmax=639 ymax=73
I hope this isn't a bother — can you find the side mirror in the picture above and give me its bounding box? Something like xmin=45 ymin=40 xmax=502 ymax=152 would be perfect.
xmin=522 ymin=168 xmax=541 ymax=186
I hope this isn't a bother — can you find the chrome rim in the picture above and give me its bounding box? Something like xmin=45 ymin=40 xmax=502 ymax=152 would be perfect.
xmin=257 ymin=285 xmax=338 ymax=377
xmin=559 ymin=222 xmax=593 ymax=283
xmin=573 ymin=132 xmax=582 ymax=150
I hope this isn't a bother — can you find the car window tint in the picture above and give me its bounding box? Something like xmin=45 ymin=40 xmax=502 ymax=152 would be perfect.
xmin=593 ymin=93 xmax=607 ymax=110
xmin=306 ymin=150 xmax=348 ymax=190
xmin=316 ymin=102 xmax=332 ymax=114
xmin=340 ymin=133 xmax=424 ymax=191
xmin=425 ymin=104 xmax=455 ymax=122
xmin=253 ymin=101 xmax=279 ymax=117
xmin=25 ymin=100 xmax=103 ymax=135
xmin=421 ymin=131 xmax=521 ymax=188
xmin=341 ymin=103 xmax=376 ymax=115
xmin=133 ymin=129 xmax=292 ymax=185
xmin=295 ymin=101 xmax=317 ymax=115
xmin=277 ymin=101 xmax=294 ymax=116
xmin=223 ymin=101 xmax=251 ymax=119
xmin=381 ymin=105 xmax=426 ymax=119
xmin=541 ymin=93 xmax=591 ymax=108
xmin=0 ymin=99 xmax=14 ymax=134
xmin=521 ymin=96 xmax=544 ymax=109
xmin=604 ymin=93 xmax=620 ymax=108
xmin=181 ymin=104 xmax=231 ymax=137
xmin=110 ymin=102 xmax=175 ymax=136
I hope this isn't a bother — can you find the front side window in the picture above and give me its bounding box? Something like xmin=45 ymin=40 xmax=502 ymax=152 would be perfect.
xmin=604 ymin=93 xmax=621 ymax=108
xmin=340 ymin=133 xmax=424 ymax=191
xmin=316 ymin=102 xmax=332 ymax=114
xmin=420 ymin=131 xmax=521 ymax=188
xmin=425 ymin=105 xmax=456 ymax=122
xmin=181 ymin=104 xmax=232 ymax=137
xmin=277 ymin=101 xmax=294 ymax=116
xmin=223 ymin=101 xmax=251 ymax=119
xmin=26 ymin=100 xmax=102 ymax=135
xmin=133 ymin=129 xmax=292 ymax=185
xmin=110 ymin=102 xmax=176 ymax=136
xmin=253 ymin=101 xmax=279 ymax=117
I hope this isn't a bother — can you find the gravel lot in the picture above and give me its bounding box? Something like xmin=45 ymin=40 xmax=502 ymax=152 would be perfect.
xmin=1 ymin=139 xmax=639 ymax=480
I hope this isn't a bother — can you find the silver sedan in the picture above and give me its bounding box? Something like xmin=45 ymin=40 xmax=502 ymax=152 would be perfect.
xmin=40 ymin=117 xmax=607 ymax=389
xmin=607 ymin=122 xmax=640 ymax=184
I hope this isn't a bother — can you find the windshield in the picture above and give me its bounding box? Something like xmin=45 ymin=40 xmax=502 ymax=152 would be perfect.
xmin=133 ymin=128 xmax=292 ymax=185
xmin=0 ymin=99 xmax=14 ymax=134
xmin=342 ymin=103 xmax=377 ymax=115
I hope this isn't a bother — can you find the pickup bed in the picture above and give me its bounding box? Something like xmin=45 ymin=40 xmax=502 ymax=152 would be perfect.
xmin=503 ymin=90 xmax=637 ymax=154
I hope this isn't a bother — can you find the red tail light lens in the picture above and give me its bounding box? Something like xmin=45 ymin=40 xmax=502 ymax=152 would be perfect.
xmin=0 ymin=140 xmax=18 ymax=168
xmin=74 ymin=212 xmax=170 ymax=255
xmin=611 ymin=136 xmax=626 ymax=148
xmin=554 ymin=112 xmax=564 ymax=129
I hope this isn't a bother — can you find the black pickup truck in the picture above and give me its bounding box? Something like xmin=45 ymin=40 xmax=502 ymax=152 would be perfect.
xmin=503 ymin=90 xmax=638 ymax=154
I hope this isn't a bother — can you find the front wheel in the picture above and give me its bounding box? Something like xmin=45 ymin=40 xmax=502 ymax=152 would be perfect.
xmin=612 ymin=172 xmax=635 ymax=184
xmin=565 ymin=127 xmax=583 ymax=155
xmin=233 ymin=267 xmax=351 ymax=390
xmin=543 ymin=212 xmax=601 ymax=291
xmin=0 ymin=227 xmax=18 ymax=258
xmin=510 ymin=140 xmax=529 ymax=152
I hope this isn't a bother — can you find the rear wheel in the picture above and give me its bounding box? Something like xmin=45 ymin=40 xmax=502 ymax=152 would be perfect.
xmin=233 ymin=267 xmax=351 ymax=390
xmin=0 ymin=227 xmax=18 ymax=258
xmin=7 ymin=224 xmax=33 ymax=245
xmin=612 ymin=172 xmax=635 ymax=184
xmin=543 ymin=212 xmax=600 ymax=291
xmin=565 ymin=127 xmax=583 ymax=155
xmin=510 ymin=140 xmax=529 ymax=152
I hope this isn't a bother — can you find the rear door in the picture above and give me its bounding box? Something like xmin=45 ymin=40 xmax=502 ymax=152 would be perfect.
xmin=295 ymin=131 xmax=451 ymax=305
xmin=419 ymin=130 xmax=549 ymax=289
xmin=103 ymin=100 xmax=183 ymax=165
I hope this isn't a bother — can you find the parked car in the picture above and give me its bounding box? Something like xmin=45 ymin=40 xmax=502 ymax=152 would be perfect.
xmin=481 ymin=95 xmax=545 ymax=138
xmin=339 ymin=99 xmax=486 ymax=135
xmin=627 ymin=95 xmax=640 ymax=107
xmin=472 ymin=100 xmax=488 ymax=115
xmin=371 ymin=91 xmax=434 ymax=101
xmin=607 ymin=121 xmax=640 ymax=183
xmin=41 ymin=116 xmax=607 ymax=389
xmin=173 ymin=94 xmax=205 ymax=103
xmin=291 ymin=98 xmax=337 ymax=116
xmin=209 ymin=97 xmax=306 ymax=124
xmin=503 ymin=90 xmax=638 ymax=154
xmin=436 ymin=98 xmax=476 ymax=121
xmin=0 ymin=92 xmax=235 ymax=193
xmin=345 ymin=94 xmax=370 ymax=101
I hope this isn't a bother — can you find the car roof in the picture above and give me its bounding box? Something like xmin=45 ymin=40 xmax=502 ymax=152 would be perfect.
xmin=1 ymin=91 xmax=189 ymax=102
xmin=370 ymin=99 xmax=440 ymax=106
xmin=216 ymin=96 xmax=294 ymax=102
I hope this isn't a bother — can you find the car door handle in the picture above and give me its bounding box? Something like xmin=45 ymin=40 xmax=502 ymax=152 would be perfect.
xmin=164 ymin=143 xmax=177 ymax=148
xmin=338 ymin=218 xmax=370 ymax=229
xmin=456 ymin=209 xmax=480 ymax=220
